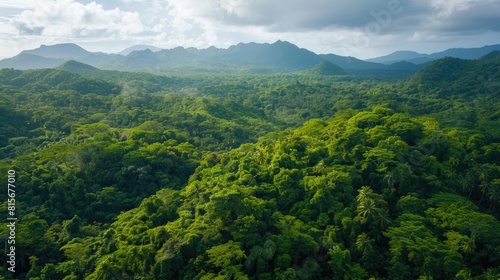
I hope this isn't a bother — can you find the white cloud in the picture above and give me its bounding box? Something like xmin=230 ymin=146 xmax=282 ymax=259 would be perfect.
xmin=165 ymin=0 xmax=500 ymax=39
xmin=167 ymin=0 xmax=398 ymax=31
xmin=12 ymin=0 xmax=144 ymax=38
xmin=430 ymin=0 xmax=480 ymax=17
xmin=119 ymin=0 xmax=148 ymax=3
xmin=0 ymin=0 xmax=44 ymax=9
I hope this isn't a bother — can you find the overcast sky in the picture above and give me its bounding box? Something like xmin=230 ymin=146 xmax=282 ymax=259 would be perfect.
xmin=1 ymin=0 xmax=499 ymax=59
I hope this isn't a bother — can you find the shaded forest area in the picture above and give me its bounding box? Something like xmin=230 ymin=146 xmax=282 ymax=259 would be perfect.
xmin=0 ymin=54 xmax=499 ymax=279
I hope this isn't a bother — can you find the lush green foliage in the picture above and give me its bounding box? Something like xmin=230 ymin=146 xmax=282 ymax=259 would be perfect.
xmin=0 ymin=54 xmax=499 ymax=279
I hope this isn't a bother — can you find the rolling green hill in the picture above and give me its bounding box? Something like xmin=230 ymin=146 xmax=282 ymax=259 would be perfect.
xmin=0 ymin=68 xmax=120 ymax=95
xmin=308 ymin=60 xmax=347 ymax=76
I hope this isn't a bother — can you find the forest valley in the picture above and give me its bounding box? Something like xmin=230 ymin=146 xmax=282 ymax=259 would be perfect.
xmin=0 ymin=53 xmax=499 ymax=279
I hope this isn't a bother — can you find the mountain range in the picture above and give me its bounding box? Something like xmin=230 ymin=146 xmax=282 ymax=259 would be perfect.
xmin=366 ymin=44 xmax=500 ymax=65
xmin=1 ymin=41 xmax=499 ymax=79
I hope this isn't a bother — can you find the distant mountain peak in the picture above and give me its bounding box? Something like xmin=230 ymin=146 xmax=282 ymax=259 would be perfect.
xmin=39 ymin=43 xmax=82 ymax=48
xmin=118 ymin=45 xmax=162 ymax=56
xmin=366 ymin=50 xmax=427 ymax=64
xmin=271 ymin=40 xmax=299 ymax=48
xmin=366 ymin=44 xmax=500 ymax=65
xmin=128 ymin=48 xmax=155 ymax=56
xmin=273 ymin=39 xmax=289 ymax=44
xmin=21 ymin=43 xmax=91 ymax=60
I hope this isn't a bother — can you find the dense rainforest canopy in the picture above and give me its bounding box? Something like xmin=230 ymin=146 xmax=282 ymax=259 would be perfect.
xmin=0 ymin=54 xmax=499 ymax=279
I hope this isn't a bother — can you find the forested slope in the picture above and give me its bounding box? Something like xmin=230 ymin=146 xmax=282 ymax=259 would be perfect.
xmin=72 ymin=108 xmax=499 ymax=280
xmin=0 ymin=54 xmax=499 ymax=279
